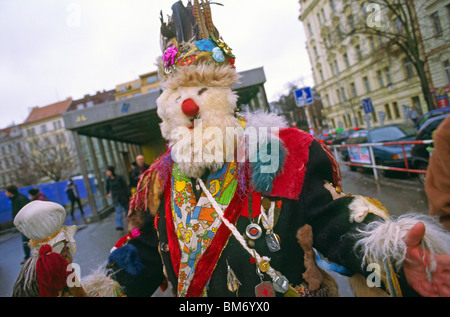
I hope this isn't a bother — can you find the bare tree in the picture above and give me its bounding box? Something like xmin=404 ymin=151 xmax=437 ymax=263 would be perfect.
xmin=18 ymin=137 xmax=76 ymax=183
xmin=344 ymin=0 xmax=439 ymax=112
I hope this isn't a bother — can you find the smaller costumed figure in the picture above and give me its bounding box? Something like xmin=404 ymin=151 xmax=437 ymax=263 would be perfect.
xmin=12 ymin=201 xmax=86 ymax=297
xmin=81 ymin=212 xmax=165 ymax=297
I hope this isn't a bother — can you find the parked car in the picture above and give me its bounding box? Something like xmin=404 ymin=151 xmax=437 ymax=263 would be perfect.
xmin=343 ymin=124 xmax=417 ymax=172
xmin=331 ymin=129 xmax=353 ymax=145
xmin=411 ymin=113 xmax=449 ymax=183
xmin=315 ymin=132 xmax=334 ymax=145
xmin=415 ymin=107 xmax=450 ymax=130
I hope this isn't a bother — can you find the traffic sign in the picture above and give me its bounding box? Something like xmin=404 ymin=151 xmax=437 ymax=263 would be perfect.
xmin=294 ymin=87 xmax=314 ymax=107
xmin=362 ymin=98 xmax=374 ymax=114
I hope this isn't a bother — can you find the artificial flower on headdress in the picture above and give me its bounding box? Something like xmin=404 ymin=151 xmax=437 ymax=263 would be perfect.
xmin=195 ymin=39 xmax=215 ymax=52
xmin=163 ymin=45 xmax=179 ymax=69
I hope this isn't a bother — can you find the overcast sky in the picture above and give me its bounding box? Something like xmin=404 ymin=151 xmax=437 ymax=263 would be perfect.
xmin=0 ymin=0 xmax=313 ymax=129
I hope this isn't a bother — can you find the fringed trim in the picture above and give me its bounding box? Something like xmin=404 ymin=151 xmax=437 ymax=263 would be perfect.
xmin=348 ymin=195 xmax=391 ymax=223
xmin=129 ymin=148 xmax=174 ymax=215
xmin=354 ymin=213 xmax=450 ymax=271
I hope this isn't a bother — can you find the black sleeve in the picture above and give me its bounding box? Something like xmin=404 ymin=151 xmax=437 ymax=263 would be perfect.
xmin=298 ymin=140 xmax=414 ymax=295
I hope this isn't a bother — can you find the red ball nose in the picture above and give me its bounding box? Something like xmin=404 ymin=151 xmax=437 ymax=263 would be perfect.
xmin=181 ymin=99 xmax=200 ymax=117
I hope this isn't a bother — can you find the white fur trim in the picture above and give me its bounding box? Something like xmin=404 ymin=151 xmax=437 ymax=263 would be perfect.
xmin=81 ymin=266 xmax=119 ymax=297
xmin=354 ymin=213 xmax=450 ymax=270
xmin=243 ymin=110 xmax=289 ymax=131
xmin=349 ymin=195 xmax=390 ymax=223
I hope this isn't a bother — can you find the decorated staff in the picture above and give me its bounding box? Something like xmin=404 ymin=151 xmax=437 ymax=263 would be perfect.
xmin=127 ymin=0 xmax=450 ymax=297
xmin=12 ymin=201 xmax=86 ymax=297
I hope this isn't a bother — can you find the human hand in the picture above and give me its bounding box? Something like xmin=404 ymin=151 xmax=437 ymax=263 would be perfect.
xmin=403 ymin=222 xmax=450 ymax=297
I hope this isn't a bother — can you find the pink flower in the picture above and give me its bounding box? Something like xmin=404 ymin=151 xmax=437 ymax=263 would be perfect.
xmin=163 ymin=45 xmax=178 ymax=68
xmin=131 ymin=228 xmax=140 ymax=237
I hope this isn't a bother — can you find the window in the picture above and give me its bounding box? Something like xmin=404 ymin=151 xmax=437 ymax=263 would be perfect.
xmin=350 ymin=82 xmax=357 ymax=97
xmin=361 ymin=3 xmax=368 ymax=19
xmin=330 ymin=0 xmax=336 ymax=12
xmin=147 ymin=75 xmax=157 ymax=84
xmin=431 ymin=12 xmax=443 ymax=37
xmin=336 ymin=89 xmax=341 ymax=102
xmin=355 ymin=45 xmax=362 ymax=61
xmin=321 ymin=8 xmax=327 ymax=22
xmin=363 ymin=76 xmax=371 ymax=93
xmin=57 ymin=121 xmax=62 ymax=129
xmin=412 ymin=96 xmax=421 ymax=116
xmin=337 ymin=26 xmax=343 ymax=40
xmin=347 ymin=15 xmax=354 ymax=31
xmin=377 ymin=70 xmax=385 ymax=88
xmin=343 ymin=115 xmax=348 ymax=128
xmin=369 ymin=37 xmax=376 ymax=52
xmin=444 ymin=60 xmax=450 ymax=83
xmin=357 ymin=111 xmax=363 ymax=125
xmin=135 ymin=82 xmax=141 ymax=89
xmin=317 ymin=13 xmax=322 ymax=25
xmin=343 ymin=53 xmax=350 ymax=68
xmin=384 ymin=67 xmax=393 ymax=85
xmin=308 ymin=23 xmax=313 ymax=36
xmin=340 ymin=87 xmax=346 ymax=102
xmin=334 ymin=60 xmax=339 ymax=74
xmin=326 ymin=94 xmax=331 ymax=107
xmin=403 ymin=57 xmax=414 ymax=78
xmin=394 ymin=17 xmax=403 ymax=34
xmin=86 ymin=101 xmax=94 ymax=108
xmin=313 ymin=46 xmax=318 ymax=57
xmin=319 ymin=69 xmax=324 ymax=82
xmin=392 ymin=102 xmax=401 ymax=119
xmin=76 ymin=103 xmax=84 ymax=110
xmin=384 ymin=104 xmax=392 ymax=120
xmin=330 ymin=63 xmax=335 ymax=75
xmin=41 ymin=124 xmax=47 ymax=133
xmin=372 ymin=111 xmax=378 ymax=123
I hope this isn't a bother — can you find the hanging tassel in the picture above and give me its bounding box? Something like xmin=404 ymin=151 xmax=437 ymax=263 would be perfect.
xmin=36 ymin=244 xmax=70 ymax=297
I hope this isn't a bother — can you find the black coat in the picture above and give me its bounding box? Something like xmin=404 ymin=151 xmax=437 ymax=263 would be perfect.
xmin=11 ymin=193 xmax=30 ymax=219
xmin=155 ymin=140 xmax=417 ymax=297
xmin=106 ymin=175 xmax=130 ymax=206
xmin=129 ymin=164 xmax=150 ymax=188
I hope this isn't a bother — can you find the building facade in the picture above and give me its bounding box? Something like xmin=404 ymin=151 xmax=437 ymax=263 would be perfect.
xmin=67 ymin=89 xmax=116 ymax=112
xmin=299 ymin=0 xmax=437 ymax=130
xmin=416 ymin=0 xmax=450 ymax=108
xmin=115 ymin=71 xmax=161 ymax=100
xmin=20 ymin=98 xmax=79 ymax=181
xmin=0 ymin=125 xmax=24 ymax=188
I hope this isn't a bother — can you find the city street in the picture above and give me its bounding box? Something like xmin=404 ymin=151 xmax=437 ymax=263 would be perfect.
xmin=0 ymin=164 xmax=430 ymax=297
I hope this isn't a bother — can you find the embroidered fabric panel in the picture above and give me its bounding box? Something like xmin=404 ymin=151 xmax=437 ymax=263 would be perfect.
xmin=171 ymin=162 xmax=238 ymax=297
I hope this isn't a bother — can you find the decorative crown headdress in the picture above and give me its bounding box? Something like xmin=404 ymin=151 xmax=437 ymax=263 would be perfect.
xmin=159 ymin=0 xmax=236 ymax=78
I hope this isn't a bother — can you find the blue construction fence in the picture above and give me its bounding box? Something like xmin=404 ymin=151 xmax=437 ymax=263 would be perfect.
xmin=0 ymin=177 xmax=96 ymax=225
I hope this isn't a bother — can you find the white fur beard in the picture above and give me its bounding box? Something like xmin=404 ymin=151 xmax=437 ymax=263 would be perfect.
xmin=353 ymin=213 xmax=450 ymax=271
xmin=169 ymin=116 xmax=239 ymax=178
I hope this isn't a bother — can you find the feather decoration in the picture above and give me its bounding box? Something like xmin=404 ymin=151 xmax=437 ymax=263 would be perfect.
xmin=193 ymin=0 xmax=209 ymax=39
xmin=160 ymin=10 xmax=176 ymax=39
xmin=171 ymin=0 xmax=195 ymax=44
xmin=202 ymin=0 xmax=218 ymax=38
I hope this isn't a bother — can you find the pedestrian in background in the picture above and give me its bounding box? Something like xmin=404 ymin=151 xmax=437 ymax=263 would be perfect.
xmin=28 ymin=188 xmax=49 ymax=201
xmin=129 ymin=155 xmax=150 ymax=195
xmin=65 ymin=179 xmax=85 ymax=223
xmin=5 ymin=185 xmax=31 ymax=264
xmin=105 ymin=166 xmax=131 ymax=231
xmin=129 ymin=161 xmax=137 ymax=195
